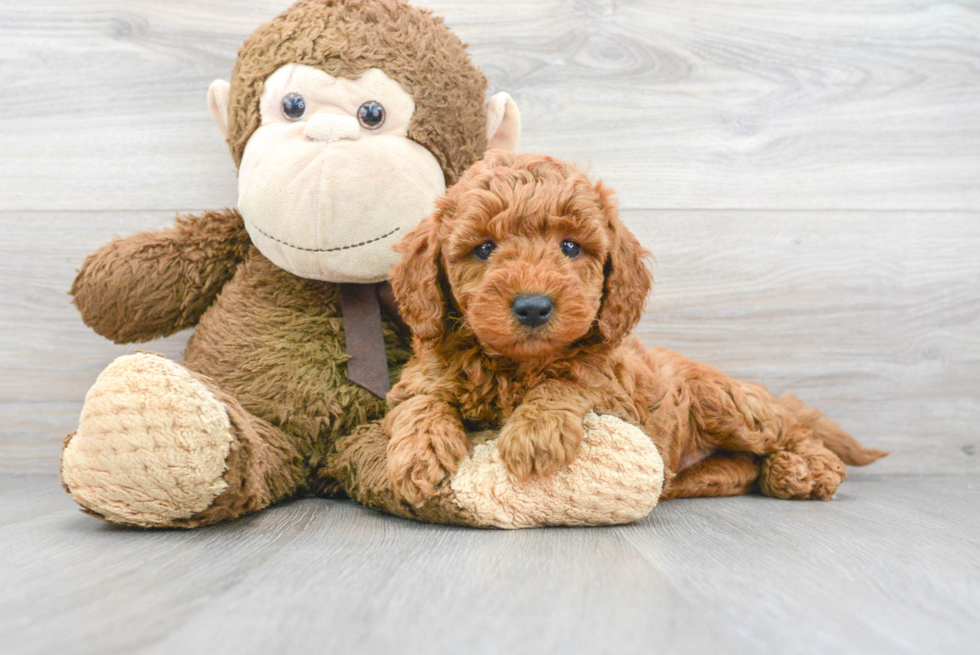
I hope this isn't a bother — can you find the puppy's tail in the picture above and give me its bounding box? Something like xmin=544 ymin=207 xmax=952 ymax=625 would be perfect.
xmin=777 ymin=393 xmax=888 ymax=466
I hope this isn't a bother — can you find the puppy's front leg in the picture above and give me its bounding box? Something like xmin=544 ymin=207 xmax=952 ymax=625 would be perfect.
xmin=497 ymin=382 xmax=591 ymax=481
xmin=385 ymin=394 xmax=469 ymax=505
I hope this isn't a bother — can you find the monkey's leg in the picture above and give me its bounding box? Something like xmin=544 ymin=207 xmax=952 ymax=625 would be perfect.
xmin=322 ymin=421 xmax=476 ymax=525
xmin=323 ymin=413 xmax=665 ymax=528
xmin=62 ymin=353 xmax=305 ymax=528
xmin=660 ymin=453 xmax=760 ymax=500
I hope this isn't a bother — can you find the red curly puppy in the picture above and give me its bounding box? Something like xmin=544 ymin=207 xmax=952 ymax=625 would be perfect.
xmin=385 ymin=151 xmax=886 ymax=505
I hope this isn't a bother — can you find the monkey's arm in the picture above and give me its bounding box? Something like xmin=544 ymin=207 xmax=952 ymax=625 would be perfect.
xmin=71 ymin=208 xmax=251 ymax=344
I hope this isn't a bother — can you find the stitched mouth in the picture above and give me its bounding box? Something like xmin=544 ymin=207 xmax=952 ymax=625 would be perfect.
xmin=247 ymin=223 xmax=401 ymax=253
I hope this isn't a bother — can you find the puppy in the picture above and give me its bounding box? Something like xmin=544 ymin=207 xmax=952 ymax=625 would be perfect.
xmin=385 ymin=151 xmax=886 ymax=505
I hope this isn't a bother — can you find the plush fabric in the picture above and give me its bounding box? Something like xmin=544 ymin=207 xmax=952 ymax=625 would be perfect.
xmin=238 ymin=65 xmax=446 ymax=282
xmin=61 ymin=0 xmax=659 ymax=530
xmin=226 ymin=0 xmax=490 ymax=186
xmin=62 ymin=353 xmax=233 ymax=526
xmin=450 ymin=413 xmax=664 ymax=528
xmin=69 ymin=208 xmax=251 ymax=344
xmin=484 ymin=92 xmax=521 ymax=151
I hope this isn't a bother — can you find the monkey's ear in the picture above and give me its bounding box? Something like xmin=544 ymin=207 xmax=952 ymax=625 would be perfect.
xmin=208 ymin=80 xmax=232 ymax=140
xmin=485 ymin=92 xmax=521 ymax=151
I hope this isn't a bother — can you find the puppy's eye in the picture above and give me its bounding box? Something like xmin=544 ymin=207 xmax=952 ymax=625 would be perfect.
xmin=560 ymin=240 xmax=581 ymax=258
xmin=281 ymin=93 xmax=306 ymax=121
xmin=474 ymin=241 xmax=497 ymax=261
xmin=357 ymin=100 xmax=386 ymax=129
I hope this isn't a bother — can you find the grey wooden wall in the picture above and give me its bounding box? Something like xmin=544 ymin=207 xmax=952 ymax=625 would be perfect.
xmin=1 ymin=0 xmax=978 ymax=477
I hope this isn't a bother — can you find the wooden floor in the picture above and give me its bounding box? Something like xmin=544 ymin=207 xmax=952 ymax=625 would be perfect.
xmin=1 ymin=0 xmax=978 ymax=653
xmin=1 ymin=473 xmax=977 ymax=654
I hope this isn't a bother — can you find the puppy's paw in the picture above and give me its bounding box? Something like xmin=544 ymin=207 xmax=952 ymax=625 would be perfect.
xmin=759 ymin=438 xmax=846 ymax=501
xmin=387 ymin=417 xmax=469 ymax=506
xmin=497 ymin=404 xmax=585 ymax=481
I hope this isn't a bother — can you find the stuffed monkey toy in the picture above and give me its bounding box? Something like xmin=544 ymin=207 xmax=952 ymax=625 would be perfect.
xmin=61 ymin=0 xmax=665 ymax=529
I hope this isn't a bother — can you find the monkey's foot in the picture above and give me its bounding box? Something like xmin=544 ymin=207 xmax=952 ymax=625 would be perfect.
xmin=62 ymin=353 xmax=234 ymax=527
xmin=759 ymin=437 xmax=846 ymax=501
xmin=450 ymin=413 xmax=664 ymax=528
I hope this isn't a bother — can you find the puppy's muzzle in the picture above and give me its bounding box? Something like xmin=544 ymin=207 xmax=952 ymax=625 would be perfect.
xmin=512 ymin=294 xmax=553 ymax=328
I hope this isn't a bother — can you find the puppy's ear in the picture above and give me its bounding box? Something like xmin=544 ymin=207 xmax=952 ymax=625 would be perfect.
xmin=390 ymin=200 xmax=450 ymax=343
xmin=595 ymin=183 xmax=653 ymax=344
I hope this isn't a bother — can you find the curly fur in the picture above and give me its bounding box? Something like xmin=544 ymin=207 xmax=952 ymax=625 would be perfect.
xmin=386 ymin=151 xmax=887 ymax=503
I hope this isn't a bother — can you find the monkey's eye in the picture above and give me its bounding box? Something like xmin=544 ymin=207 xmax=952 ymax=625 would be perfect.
xmin=357 ymin=100 xmax=386 ymax=129
xmin=560 ymin=240 xmax=581 ymax=258
xmin=474 ymin=241 xmax=497 ymax=261
xmin=281 ymin=93 xmax=306 ymax=121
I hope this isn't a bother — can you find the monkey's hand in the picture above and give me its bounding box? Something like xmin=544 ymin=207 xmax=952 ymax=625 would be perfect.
xmin=385 ymin=395 xmax=469 ymax=506
xmin=497 ymin=388 xmax=588 ymax=482
xmin=71 ymin=209 xmax=250 ymax=343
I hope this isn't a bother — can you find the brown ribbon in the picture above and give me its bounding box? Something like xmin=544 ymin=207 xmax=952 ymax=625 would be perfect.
xmin=338 ymin=282 xmax=405 ymax=398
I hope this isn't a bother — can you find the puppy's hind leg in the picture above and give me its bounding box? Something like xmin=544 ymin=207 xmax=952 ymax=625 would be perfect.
xmin=648 ymin=348 xmax=864 ymax=501
xmin=660 ymin=453 xmax=760 ymax=500
xmin=775 ymin=393 xmax=888 ymax=466
xmin=701 ymin=382 xmax=871 ymax=500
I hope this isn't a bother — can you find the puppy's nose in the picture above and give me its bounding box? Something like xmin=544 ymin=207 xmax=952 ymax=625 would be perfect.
xmin=512 ymin=294 xmax=554 ymax=328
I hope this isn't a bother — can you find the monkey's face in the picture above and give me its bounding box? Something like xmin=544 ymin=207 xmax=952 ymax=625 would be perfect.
xmin=236 ymin=64 xmax=447 ymax=283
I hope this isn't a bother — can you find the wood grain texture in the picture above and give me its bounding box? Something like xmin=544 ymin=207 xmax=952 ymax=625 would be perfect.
xmin=2 ymin=2 xmax=977 ymax=653
xmin=0 ymin=0 xmax=978 ymax=211
xmin=628 ymin=210 xmax=980 ymax=478
xmin=0 ymin=474 xmax=976 ymax=655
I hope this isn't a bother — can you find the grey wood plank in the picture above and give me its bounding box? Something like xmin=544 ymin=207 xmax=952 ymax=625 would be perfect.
xmin=1 ymin=1 xmax=978 ymax=211
xmin=0 ymin=403 xmax=81 ymax=476
xmin=2 ymin=210 xmax=976 ymax=474
xmin=0 ymin=210 xmax=192 ymax=406
xmin=0 ymin=474 xmax=976 ymax=655
xmin=0 ymin=477 xmax=740 ymax=655
xmin=619 ymin=474 xmax=980 ymax=655
xmin=627 ymin=210 xmax=980 ymax=478
xmin=0 ymin=209 xmax=191 ymax=473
